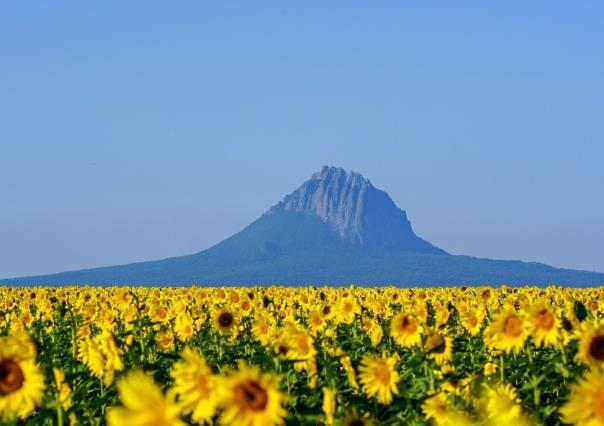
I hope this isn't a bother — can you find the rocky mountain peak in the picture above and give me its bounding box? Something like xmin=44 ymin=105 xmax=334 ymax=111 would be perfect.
xmin=267 ymin=166 xmax=445 ymax=253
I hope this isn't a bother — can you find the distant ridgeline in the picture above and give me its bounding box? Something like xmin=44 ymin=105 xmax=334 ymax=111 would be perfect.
xmin=3 ymin=166 xmax=603 ymax=286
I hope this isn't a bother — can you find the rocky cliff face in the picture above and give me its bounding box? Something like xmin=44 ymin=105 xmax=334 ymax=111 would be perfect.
xmin=267 ymin=166 xmax=446 ymax=254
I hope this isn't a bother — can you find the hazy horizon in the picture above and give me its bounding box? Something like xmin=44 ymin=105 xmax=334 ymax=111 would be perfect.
xmin=2 ymin=2 xmax=603 ymax=279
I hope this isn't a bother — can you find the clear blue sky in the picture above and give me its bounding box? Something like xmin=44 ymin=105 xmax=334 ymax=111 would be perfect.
xmin=1 ymin=2 xmax=603 ymax=279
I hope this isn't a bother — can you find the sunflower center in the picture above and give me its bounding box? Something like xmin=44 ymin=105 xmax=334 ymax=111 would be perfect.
xmin=504 ymin=316 xmax=523 ymax=338
xmin=375 ymin=363 xmax=391 ymax=385
xmin=536 ymin=310 xmax=555 ymax=331
xmin=589 ymin=335 xmax=604 ymax=361
xmin=236 ymin=380 xmax=268 ymax=411
xmin=427 ymin=334 xmax=446 ymax=353
xmin=297 ymin=335 xmax=310 ymax=353
xmin=0 ymin=358 xmax=24 ymax=395
xmin=322 ymin=306 xmax=331 ymax=316
xmin=467 ymin=315 xmax=478 ymax=327
xmin=218 ymin=312 xmax=234 ymax=328
xmin=401 ymin=316 xmax=417 ymax=334
xmin=349 ymin=421 xmax=365 ymax=426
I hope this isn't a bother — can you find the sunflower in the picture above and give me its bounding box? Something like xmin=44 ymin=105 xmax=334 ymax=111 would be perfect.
xmin=336 ymin=296 xmax=361 ymax=324
xmin=390 ymin=313 xmax=423 ymax=348
xmin=106 ymin=370 xmax=185 ymax=426
xmin=484 ymin=309 xmax=528 ymax=354
xmin=170 ymin=347 xmax=217 ymax=425
xmin=98 ymin=329 xmax=123 ymax=363
xmin=483 ymin=361 xmax=497 ymax=377
xmin=423 ymin=329 xmax=453 ymax=366
xmin=149 ymin=303 xmax=171 ymax=324
xmin=281 ymin=322 xmax=317 ymax=375
xmin=175 ymin=312 xmax=195 ymax=342
xmin=367 ymin=320 xmax=384 ymax=347
xmin=422 ymin=392 xmax=472 ymax=426
xmin=214 ymin=309 xmax=238 ymax=335
xmin=358 ymin=353 xmax=400 ymax=405
xmin=320 ymin=303 xmax=335 ymax=321
xmin=53 ymin=367 xmax=72 ymax=411
xmin=577 ymin=322 xmax=604 ymax=369
xmin=321 ymin=387 xmax=336 ymax=425
xmin=560 ymin=370 xmax=604 ymax=426
xmin=308 ymin=309 xmax=326 ymax=334
xmin=83 ymin=330 xmax=124 ymax=386
xmin=340 ymin=410 xmax=374 ymax=426
xmin=340 ymin=356 xmax=359 ymax=389
xmin=483 ymin=383 xmax=521 ymax=424
xmin=528 ymin=302 xmax=560 ymax=347
xmin=422 ymin=393 xmax=449 ymax=425
xmin=0 ymin=342 xmax=46 ymax=421
xmin=433 ymin=303 xmax=450 ymax=328
xmin=252 ymin=313 xmax=273 ymax=346
xmin=460 ymin=308 xmax=484 ymax=336
xmin=155 ymin=329 xmax=176 ymax=353
xmin=217 ymin=364 xmax=287 ymax=426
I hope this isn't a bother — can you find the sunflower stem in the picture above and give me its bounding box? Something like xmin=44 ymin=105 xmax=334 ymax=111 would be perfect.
xmin=56 ymin=403 xmax=64 ymax=426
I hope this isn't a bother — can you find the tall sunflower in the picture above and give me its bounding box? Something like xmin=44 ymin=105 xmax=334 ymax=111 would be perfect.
xmin=252 ymin=313 xmax=273 ymax=346
xmin=340 ymin=410 xmax=374 ymax=426
xmin=53 ymin=367 xmax=72 ymax=411
xmin=422 ymin=392 xmax=449 ymax=425
xmin=155 ymin=329 xmax=176 ymax=353
xmin=170 ymin=347 xmax=217 ymax=425
xmin=213 ymin=309 xmax=239 ymax=335
xmin=321 ymin=387 xmax=336 ymax=426
xmin=0 ymin=338 xmax=46 ymax=422
xmin=577 ymin=322 xmax=604 ymax=369
xmin=217 ymin=364 xmax=287 ymax=426
xmin=336 ymin=296 xmax=361 ymax=325
xmin=423 ymin=329 xmax=453 ymax=366
xmin=560 ymin=370 xmax=604 ymax=426
xmin=390 ymin=313 xmax=423 ymax=348
xmin=282 ymin=323 xmax=317 ymax=374
xmin=340 ymin=356 xmax=359 ymax=389
xmin=528 ymin=302 xmax=560 ymax=347
xmin=483 ymin=383 xmax=522 ymax=425
xmin=358 ymin=354 xmax=400 ymax=405
xmin=175 ymin=312 xmax=195 ymax=342
xmin=460 ymin=308 xmax=484 ymax=336
xmin=422 ymin=392 xmax=473 ymax=426
xmin=106 ymin=370 xmax=185 ymax=426
xmin=81 ymin=330 xmax=124 ymax=386
xmin=484 ymin=309 xmax=528 ymax=354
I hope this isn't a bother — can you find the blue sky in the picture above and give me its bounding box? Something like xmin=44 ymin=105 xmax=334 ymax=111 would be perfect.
xmin=1 ymin=2 xmax=603 ymax=278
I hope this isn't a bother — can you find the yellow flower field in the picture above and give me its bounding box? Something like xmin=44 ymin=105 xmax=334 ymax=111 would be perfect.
xmin=0 ymin=286 xmax=603 ymax=425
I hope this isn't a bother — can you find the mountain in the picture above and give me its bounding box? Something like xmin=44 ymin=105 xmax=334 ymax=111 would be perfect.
xmin=2 ymin=166 xmax=603 ymax=286
xmin=268 ymin=166 xmax=445 ymax=254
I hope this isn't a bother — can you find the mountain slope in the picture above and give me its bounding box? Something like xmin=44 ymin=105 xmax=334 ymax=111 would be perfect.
xmin=2 ymin=166 xmax=603 ymax=286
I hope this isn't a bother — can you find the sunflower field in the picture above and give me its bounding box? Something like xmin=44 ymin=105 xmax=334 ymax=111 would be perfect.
xmin=0 ymin=286 xmax=603 ymax=426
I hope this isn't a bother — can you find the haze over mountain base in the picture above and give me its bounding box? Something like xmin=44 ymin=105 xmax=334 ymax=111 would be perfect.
xmin=3 ymin=167 xmax=603 ymax=286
